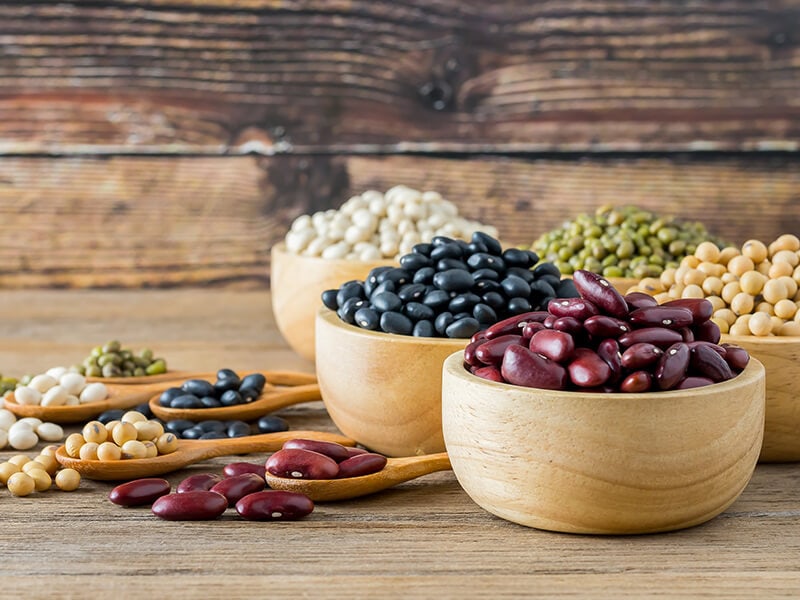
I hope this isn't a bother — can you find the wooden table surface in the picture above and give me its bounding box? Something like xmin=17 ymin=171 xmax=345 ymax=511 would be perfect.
xmin=1 ymin=289 xmax=799 ymax=599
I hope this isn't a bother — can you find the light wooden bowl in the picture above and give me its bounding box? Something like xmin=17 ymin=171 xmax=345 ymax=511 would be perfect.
xmin=315 ymin=307 xmax=466 ymax=457
xmin=721 ymin=335 xmax=800 ymax=462
xmin=442 ymin=352 xmax=765 ymax=534
xmin=270 ymin=242 xmax=395 ymax=362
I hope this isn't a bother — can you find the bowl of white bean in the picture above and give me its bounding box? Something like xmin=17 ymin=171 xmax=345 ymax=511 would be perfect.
xmin=270 ymin=185 xmax=498 ymax=361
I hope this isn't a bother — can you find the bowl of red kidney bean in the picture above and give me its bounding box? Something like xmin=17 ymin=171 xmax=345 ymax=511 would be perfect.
xmin=316 ymin=232 xmax=581 ymax=457
xmin=440 ymin=270 xmax=766 ymax=534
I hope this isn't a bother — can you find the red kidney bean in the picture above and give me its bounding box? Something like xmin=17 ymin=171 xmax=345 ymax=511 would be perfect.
xmin=177 ymin=473 xmax=223 ymax=493
xmin=662 ymin=298 xmax=713 ymax=324
xmin=618 ymin=327 xmax=683 ymax=349
xmin=336 ymin=453 xmax=388 ymax=478
xmin=721 ymin=343 xmax=750 ymax=371
xmin=686 ymin=341 xmax=727 ymax=358
xmin=266 ymin=448 xmax=340 ymax=479
xmin=551 ymin=316 xmax=583 ymax=335
xmin=109 ymin=478 xmax=171 ymax=507
xmin=484 ymin=311 xmax=549 ymax=339
xmin=625 ymin=292 xmax=659 ymax=310
xmin=521 ymin=321 xmax=546 ymax=339
xmin=152 ymin=490 xmax=228 ymax=521
xmin=676 ymin=376 xmax=715 ymax=390
xmin=572 ymin=270 xmax=629 ymax=319
xmin=583 ymin=315 xmax=630 ymax=338
xmin=210 ymin=473 xmax=266 ymax=506
xmin=547 ymin=297 xmax=599 ymax=321
xmin=620 ymin=343 xmax=663 ymax=370
xmin=223 ymin=462 xmax=266 ymax=480
xmin=691 ymin=344 xmax=734 ymax=382
xmin=470 ymin=330 xmax=487 ymax=344
xmin=345 ymin=446 xmax=369 ymax=458
xmin=528 ymin=329 xmax=575 ymax=363
xmin=629 ymin=306 xmax=694 ymax=329
xmin=679 ymin=327 xmax=695 ymax=342
xmin=693 ymin=319 xmax=721 ymax=344
xmin=568 ymin=348 xmax=612 ymax=388
xmin=596 ymin=338 xmax=622 ymax=383
xmin=655 ymin=342 xmax=690 ymax=390
xmin=473 ymin=365 xmax=505 ymax=383
xmin=282 ymin=439 xmax=350 ymax=462
xmin=501 ymin=344 xmax=567 ymax=390
xmin=620 ymin=371 xmax=653 ymax=393
xmin=235 ymin=491 xmax=314 ymax=521
xmin=543 ymin=315 xmax=556 ymax=328
xmin=475 ymin=334 xmax=525 ymax=367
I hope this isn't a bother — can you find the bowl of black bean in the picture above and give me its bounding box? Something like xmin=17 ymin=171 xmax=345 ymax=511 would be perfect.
xmin=315 ymin=232 xmax=580 ymax=457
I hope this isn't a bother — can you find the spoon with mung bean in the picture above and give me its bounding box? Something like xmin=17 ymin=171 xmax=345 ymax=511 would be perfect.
xmin=263 ymin=452 xmax=452 ymax=501
xmin=55 ymin=429 xmax=356 ymax=481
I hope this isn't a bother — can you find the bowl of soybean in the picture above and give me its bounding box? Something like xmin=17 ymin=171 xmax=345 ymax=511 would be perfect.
xmin=441 ymin=351 xmax=766 ymax=534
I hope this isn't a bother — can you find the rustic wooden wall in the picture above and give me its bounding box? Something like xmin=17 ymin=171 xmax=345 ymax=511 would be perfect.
xmin=0 ymin=1 xmax=798 ymax=288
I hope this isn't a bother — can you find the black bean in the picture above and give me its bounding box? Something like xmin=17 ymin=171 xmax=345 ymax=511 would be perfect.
xmin=337 ymin=297 xmax=367 ymax=324
xmin=466 ymin=253 xmax=505 ymax=273
xmin=557 ymin=278 xmax=580 ymax=298
xmin=200 ymin=396 xmax=222 ymax=408
xmin=445 ymin=317 xmax=481 ymax=339
xmin=533 ymin=263 xmax=562 ymax=279
xmin=412 ymin=243 xmax=433 ymax=256
xmin=217 ymin=368 xmax=239 ymax=381
xmin=413 ymin=320 xmax=435 ymax=337
xmin=165 ymin=419 xmax=196 ymax=435
xmin=370 ymin=280 xmax=395 ymax=296
xmin=467 ymin=241 xmax=488 ymax=254
xmin=336 ymin=280 xmax=365 ymax=308
xmin=321 ymin=289 xmax=340 ymax=310
xmin=473 ymin=303 xmax=498 ymax=324
xmin=198 ymin=420 xmax=227 ymax=433
xmin=539 ymin=274 xmax=562 ymax=290
xmin=525 ymin=250 xmax=540 ymax=264
xmin=181 ymin=379 xmax=216 ymax=399
xmin=227 ymin=421 xmax=252 ymax=437
xmin=181 ymin=426 xmax=204 ymax=440
xmin=481 ymin=291 xmax=505 ymax=308
xmin=432 ymin=269 xmax=474 ymax=293
xmin=412 ymin=267 xmax=435 ymax=284
xmin=133 ymin=403 xmax=154 ymax=419
xmin=506 ymin=267 xmax=535 ymax=283
xmin=199 ymin=431 xmax=227 ymax=440
xmin=471 ymin=268 xmax=499 ymax=281
xmin=257 ymin=415 xmax=290 ymax=434
xmin=471 ymin=231 xmax=502 ymax=255
xmin=436 ymin=258 xmax=468 ymax=271
xmin=399 ymin=253 xmax=431 ymax=271
xmin=503 ymin=248 xmax=535 ymax=268
xmin=372 ymin=291 xmax=403 ymax=313
xmin=97 ymin=409 xmax=125 ymax=424
xmin=508 ymin=297 xmax=533 ymax=314
xmin=379 ymin=311 xmax=413 ymax=335
xmin=423 ymin=289 xmax=451 ymax=310
xmin=240 ymin=373 xmax=266 ymax=393
xmin=474 ymin=279 xmax=502 ymax=294
xmin=431 ymin=235 xmax=456 ymax=247
xmin=377 ymin=268 xmax=411 ymax=286
xmin=397 ymin=283 xmax=426 ymax=303
xmin=404 ymin=302 xmax=435 ymax=321
xmin=501 ymin=275 xmax=531 ymax=299
xmin=220 ymin=390 xmax=243 ymax=407
xmin=430 ymin=242 xmax=463 ymax=260
xmin=365 ymin=266 xmax=393 ymax=296
xmin=449 ymin=293 xmax=481 ymax=313
xmin=239 ymin=387 xmax=260 ymax=402
xmin=213 ymin=377 xmax=239 ymax=395
xmin=354 ymin=307 xmax=380 ymax=330
xmin=434 ymin=312 xmax=455 ymax=335
xmin=170 ymin=394 xmax=202 ymax=409
xmin=529 ymin=279 xmax=556 ymax=299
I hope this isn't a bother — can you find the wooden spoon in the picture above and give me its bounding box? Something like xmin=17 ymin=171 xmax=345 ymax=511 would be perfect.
xmin=86 ymin=370 xmax=212 ymax=385
xmin=148 ymin=371 xmax=320 ymax=422
xmin=55 ymin=429 xmax=355 ymax=481
xmin=264 ymin=452 xmax=452 ymax=501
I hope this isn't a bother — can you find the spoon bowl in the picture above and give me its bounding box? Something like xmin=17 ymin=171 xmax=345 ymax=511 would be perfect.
xmin=55 ymin=429 xmax=356 ymax=480
xmin=264 ymin=452 xmax=451 ymax=501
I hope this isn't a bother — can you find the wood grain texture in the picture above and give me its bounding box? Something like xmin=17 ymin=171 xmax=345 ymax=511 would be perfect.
xmin=0 ymin=289 xmax=799 ymax=598
xmin=0 ymin=1 xmax=798 ymax=153
xmin=1 ymin=154 xmax=797 ymax=289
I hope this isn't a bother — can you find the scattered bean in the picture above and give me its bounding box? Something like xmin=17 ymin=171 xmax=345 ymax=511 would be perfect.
xmin=109 ymin=478 xmax=171 ymax=507
xmin=177 ymin=473 xmax=223 ymax=493
xmin=151 ymin=491 xmax=228 ymax=521
xmin=223 ymin=462 xmax=266 ymax=480
xmin=235 ymin=491 xmax=314 ymax=521
xmin=7 ymin=472 xmax=35 ymax=497
xmin=210 ymin=473 xmax=266 ymax=506
xmin=266 ymin=449 xmax=340 ymax=480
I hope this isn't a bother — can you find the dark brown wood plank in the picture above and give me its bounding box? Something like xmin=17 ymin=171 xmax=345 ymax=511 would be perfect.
xmin=0 ymin=1 xmax=798 ymax=153
xmin=0 ymin=154 xmax=797 ymax=289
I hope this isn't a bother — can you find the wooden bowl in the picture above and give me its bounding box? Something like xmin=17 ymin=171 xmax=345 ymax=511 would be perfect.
xmin=721 ymin=335 xmax=800 ymax=462
xmin=442 ymin=352 xmax=765 ymax=534
xmin=270 ymin=242 xmax=395 ymax=362
xmin=315 ymin=307 xmax=466 ymax=457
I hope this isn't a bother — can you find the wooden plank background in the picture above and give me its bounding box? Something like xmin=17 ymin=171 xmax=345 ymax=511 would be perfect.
xmin=0 ymin=0 xmax=798 ymax=288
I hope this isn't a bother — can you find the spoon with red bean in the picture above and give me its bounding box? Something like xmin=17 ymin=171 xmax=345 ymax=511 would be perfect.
xmin=263 ymin=440 xmax=452 ymax=501
xmin=54 ymin=430 xmax=355 ymax=481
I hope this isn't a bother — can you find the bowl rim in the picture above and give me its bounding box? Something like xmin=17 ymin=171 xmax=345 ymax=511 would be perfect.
xmin=270 ymin=241 xmax=398 ymax=268
xmin=317 ymin=307 xmax=472 ymax=347
xmin=443 ymin=349 xmax=765 ymax=401
xmin=720 ymin=333 xmax=800 ymax=344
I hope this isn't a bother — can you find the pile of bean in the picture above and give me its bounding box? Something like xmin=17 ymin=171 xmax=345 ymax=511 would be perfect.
xmin=0 ymin=410 xmax=64 ymax=451
xmin=163 ymin=415 xmax=289 ymax=440
xmin=267 ymin=439 xmax=387 ymax=480
xmin=110 ymin=468 xmax=313 ymax=521
xmin=531 ymin=205 xmax=724 ymax=279
xmin=323 ymin=232 xmax=578 ymax=339
xmin=12 ymin=368 xmax=108 ymax=407
xmin=158 ymin=370 xmax=267 ymax=409
xmin=0 ymin=446 xmax=81 ymax=497
xmin=627 ymin=235 xmax=800 ymax=337
xmin=64 ymin=412 xmax=178 ymax=461
xmin=284 ymin=185 xmax=499 ymax=261
xmin=464 ymin=270 xmax=750 ymax=392
xmin=78 ymin=340 xmax=167 ymax=378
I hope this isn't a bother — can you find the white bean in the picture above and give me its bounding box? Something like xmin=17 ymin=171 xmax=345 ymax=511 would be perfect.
xmin=344 ymin=225 xmax=371 ymax=245
xmin=45 ymin=366 xmax=69 ymax=380
xmin=79 ymin=382 xmax=108 ymax=404
xmin=41 ymin=385 xmax=68 ymax=407
xmin=351 ymin=209 xmax=377 ymax=232
xmin=321 ymin=241 xmax=349 ymax=260
xmin=17 ymin=417 xmax=43 ymax=430
xmin=358 ymin=245 xmax=382 ymax=261
xmin=0 ymin=408 xmax=17 ymax=430
xmin=289 ymin=214 xmax=312 ymax=233
xmin=58 ymin=372 xmax=86 ymax=396
xmin=8 ymin=426 xmax=38 ymax=450
xmin=36 ymin=422 xmax=64 ymax=442
xmin=0 ymin=429 xmax=7 ymax=449
xmin=28 ymin=374 xmax=57 ymax=394
xmin=64 ymin=395 xmax=81 ymax=406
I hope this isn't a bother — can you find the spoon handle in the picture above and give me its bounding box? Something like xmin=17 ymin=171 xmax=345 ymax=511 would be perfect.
xmin=184 ymin=430 xmax=356 ymax=460
xmin=385 ymin=452 xmax=452 ymax=484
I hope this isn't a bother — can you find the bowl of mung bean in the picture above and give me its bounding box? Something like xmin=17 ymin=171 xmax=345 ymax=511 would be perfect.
xmin=626 ymin=234 xmax=800 ymax=462
xmin=271 ymin=185 xmax=498 ymax=362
